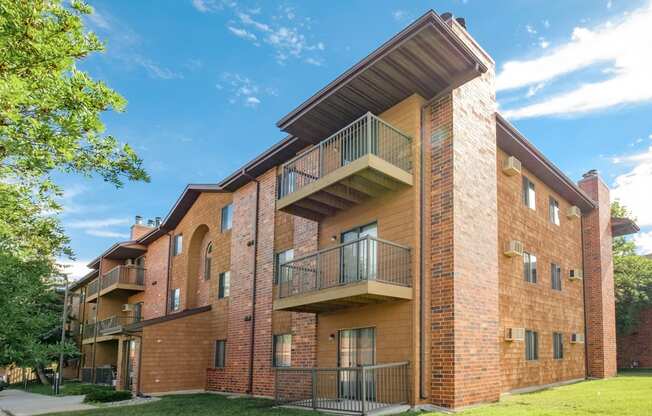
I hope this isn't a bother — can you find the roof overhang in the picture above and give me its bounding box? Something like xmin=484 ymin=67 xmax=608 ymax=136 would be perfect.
xmin=611 ymin=217 xmax=640 ymax=237
xmin=86 ymin=240 xmax=146 ymax=268
xmin=277 ymin=10 xmax=487 ymax=143
xmin=496 ymin=114 xmax=595 ymax=213
xmin=69 ymin=269 xmax=99 ymax=291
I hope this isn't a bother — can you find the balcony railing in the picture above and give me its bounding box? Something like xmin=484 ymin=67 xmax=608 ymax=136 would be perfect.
xmin=275 ymin=362 xmax=410 ymax=415
xmin=97 ymin=315 xmax=139 ymax=335
xmin=101 ymin=265 xmax=145 ymax=289
xmin=87 ymin=279 xmax=99 ymax=297
xmin=82 ymin=322 xmax=97 ymax=340
xmin=278 ymin=112 xmax=412 ymax=199
xmin=277 ymin=236 xmax=411 ymax=299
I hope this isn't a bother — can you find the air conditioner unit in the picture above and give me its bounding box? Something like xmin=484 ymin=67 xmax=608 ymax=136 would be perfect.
xmin=122 ymin=304 xmax=135 ymax=312
xmin=502 ymin=156 xmax=522 ymax=176
xmin=504 ymin=240 xmax=524 ymax=257
xmin=571 ymin=333 xmax=585 ymax=344
xmin=567 ymin=206 xmax=581 ymax=219
xmin=569 ymin=269 xmax=583 ymax=281
xmin=505 ymin=327 xmax=525 ymax=342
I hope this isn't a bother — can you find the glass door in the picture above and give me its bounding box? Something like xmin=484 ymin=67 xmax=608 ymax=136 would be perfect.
xmin=338 ymin=328 xmax=376 ymax=401
xmin=340 ymin=223 xmax=377 ymax=284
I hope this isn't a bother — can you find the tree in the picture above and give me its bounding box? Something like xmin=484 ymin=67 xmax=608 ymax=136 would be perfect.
xmin=611 ymin=201 xmax=652 ymax=335
xmin=0 ymin=0 xmax=148 ymax=374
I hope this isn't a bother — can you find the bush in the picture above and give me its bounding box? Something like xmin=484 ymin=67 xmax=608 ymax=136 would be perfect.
xmin=63 ymin=383 xmax=113 ymax=396
xmin=83 ymin=389 xmax=132 ymax=403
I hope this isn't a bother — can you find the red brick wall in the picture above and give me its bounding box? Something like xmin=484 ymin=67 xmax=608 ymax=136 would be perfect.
xmin=578 ymin=172 xmax=617 ymax=378
xmin=143 ymin=234 xmax=170 ymax=320
xmin=618 ymin=307 xmax=652 ymax=368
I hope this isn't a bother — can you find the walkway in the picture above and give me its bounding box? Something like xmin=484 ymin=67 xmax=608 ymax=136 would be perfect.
xmin=0 ymin=389 xmax=95 ymax=416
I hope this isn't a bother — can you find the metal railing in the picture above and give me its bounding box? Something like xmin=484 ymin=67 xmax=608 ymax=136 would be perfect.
xmin=98 ymin=315 xmax=139 ymax=335
xmin=101 ymin=265 xmax=145 ymax=290
xmin=80 ymin=367 xmax=114 ymax=385
xmin=82 ymin=322 xmax=97 ymax=340
xmin=275 ymin=362 xmax=410 ymax=415
xmin=278 ymin=112 xmax=412 ymax=198
xmin=87 ymin=279 xmax=99 ymax=297
xmin=277 ymin=236 xmax=411 ymax=299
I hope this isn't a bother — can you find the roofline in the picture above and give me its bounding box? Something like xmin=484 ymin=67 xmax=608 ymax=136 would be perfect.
xmin=218 ymin=135 xmax=303 ymax=191
xmin=277 ymin=10 xmax=488 ymax=131
xmin=69 ymin=269 xmax=99 ymax=291
xmin=85 ymin=240 xmax=144 ymax=268
xmin=496 ymin=113 xmax=596 ymax=211
xmin=160 ymin=183 xmax=224 ymax=225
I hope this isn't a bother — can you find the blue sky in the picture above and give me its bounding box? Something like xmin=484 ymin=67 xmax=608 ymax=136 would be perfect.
xmin=58 ymin=0 xmax=652 ymax=278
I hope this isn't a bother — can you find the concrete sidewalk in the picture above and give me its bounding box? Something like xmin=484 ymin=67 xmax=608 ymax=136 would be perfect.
xmin=0 ymin=389 xmax=95 ymax=416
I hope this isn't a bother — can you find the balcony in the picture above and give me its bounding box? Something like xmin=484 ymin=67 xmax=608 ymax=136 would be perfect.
xmin=274 ymin=236 xmax=412 ymax=313
xmin=86 ymin=265 xmax=145 ymax=302
xmin=277 ymin=113 xmax=413 ymax=221
xmin=275 ymin=362 xmax=410 ymax=415
xmin=82 ymin=315 xmax=140 ymax=344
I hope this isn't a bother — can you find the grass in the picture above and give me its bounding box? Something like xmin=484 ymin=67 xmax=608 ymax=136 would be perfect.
xmin=453 ymin=370 xmax=652 ymax=416
xmin=42 ymin=371 xmax=652 ymax=416
xmin=11 ymin=381 xmax=114 ymax=397
xmin=47 ymin=394 xmax=316 ymax=416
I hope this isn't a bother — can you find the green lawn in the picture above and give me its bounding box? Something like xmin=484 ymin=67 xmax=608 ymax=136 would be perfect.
xmin=44 ymin=371 xmax=652 ymax=416
xmin=11 ymin=381 xmax=114 ymax=397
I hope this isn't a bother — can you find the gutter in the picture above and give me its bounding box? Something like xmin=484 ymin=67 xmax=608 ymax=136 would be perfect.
xmin=242 ymin=170 xmax=261 ymax=395
xmin=580 ymin=216 xmax=590 ymax=378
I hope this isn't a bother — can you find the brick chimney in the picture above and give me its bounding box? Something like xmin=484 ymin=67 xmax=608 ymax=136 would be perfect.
xmin=130 ymin=215 xmax=155 ymax=240
xmin=578 ymin=170 xmax=618 ymax=378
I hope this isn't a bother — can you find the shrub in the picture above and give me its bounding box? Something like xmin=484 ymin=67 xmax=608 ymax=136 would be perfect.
xmin=83 ymin=389 xmax=132 ymax=403
xmin=63 ymin=383 xmax=113 ymax=396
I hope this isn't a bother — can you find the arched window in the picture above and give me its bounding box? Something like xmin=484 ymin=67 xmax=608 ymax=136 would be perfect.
xmin=204 ymin=242 xmax=213 ymax=280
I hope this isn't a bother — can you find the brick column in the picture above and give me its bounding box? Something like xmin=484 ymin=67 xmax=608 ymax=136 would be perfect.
xmin=428 ymin=19 xmax=500 ymax=409
xmin=578 ymin=170 xmax=617 ymax=378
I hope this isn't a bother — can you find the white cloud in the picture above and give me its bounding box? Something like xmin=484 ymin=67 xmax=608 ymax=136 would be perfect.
xmin=67 ymin=218 xmax=131 ymax=229
xmin=191 ymin=0 xmax=235 ymax=13
xmin=133 ymin=57 xmax=184 ymax=80
xmin=543 ymin=19 xmax=550 ymax=29
xmin=305 ymin=57 xmax=323 ymax=66
xmin=634 ymin=230 xmax=652 ymax=254
xmin=221 ymin=73 xmax=274 ymax=108
xmin=86 ymin=230 xmax=130 ymax=238
xmin=526 ymin=82 xmax=546 ymax=98
xmin=539 ymin=38 xmax=550 ymax=49
xmin=227 ymin=26 xmax=257 ymax=41
xmin=607 ymin=0 xmax=613 ymax=9
xmin=525 ymin=24 xmax=537 ymax=34
xmin=611 ymin=146 xmax=652 ymax=228
xmin=57 ymin=259 xmax=92 ymax=280
xmin=392 ymin=10 xmax=408 ymax=21
xmin=87 ymin=9 xmax=111 ymax=29
xmin=499 ymin=2 xmax=652 ymax=119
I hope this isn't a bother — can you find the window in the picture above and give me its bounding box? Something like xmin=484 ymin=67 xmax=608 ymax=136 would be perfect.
xmin=523 ymin=252 xmax=537 ymax=283
xmin=553 ymin=332 xmax=564 ymax=359
xmin=274 ymin=249 xmax=294 ymax=284
xmin=204 ymin=242 xmax=213 ymax=281
xmin=134 ymin=302 xmax=143 ymax=322
xmin=218 ymin=271 xmax=230 ymax=299
xmin=551 ymin=263 xmax=562 ymax=291
xmin=221 ymin=204 xmax=233 ymax=232
xmin=273 ymin=334 xmax=292 ymax=367
xmin=173 ymin=234 xmax=183 ymax=256
xmin=549 ymin=197 xmax=560 ymax=225
xmin=525 ymin=330 xmax=538 ymax=361
xmin=522 ymin=177 xmax=536 ymax=210
xmin=214 ymin=340 xmax=226 ymax=368
xmin=170 ymin=288 xmax=180 ymax=311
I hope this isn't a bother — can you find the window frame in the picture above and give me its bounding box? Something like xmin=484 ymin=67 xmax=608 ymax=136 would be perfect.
xmin=549 ymin=197 xmax=560 ymax=226
xmin=214 ymin=340 xmax=226 ymax=368
xmin=221 ymin=204 xmax=233 ymax=232
xmin=170 ymin=288 xmax=180 ymax=311
xmin=272 ymin=334 xmax=292 ymax=368
xmin=523 ymin=252 xmax=538 ymax=284
xmin=522 ymin=176 xmax=536 ymax=210
xmin=551 ymin=263 xmax=562 ymax=291
xmin=525 ymin=330 xmax=539 ymax=361
xmin=553 ymin=332 xmax=564 ymax=360
xmin=204 ymin=242 xmax=213 ymax=281
xmin=274 ymin=249 xmax=295 ymax=284
xmin=173 ymin=234 xmax=183 ymax=256
xmin=218 ymin=271 xmax=230 ymax=299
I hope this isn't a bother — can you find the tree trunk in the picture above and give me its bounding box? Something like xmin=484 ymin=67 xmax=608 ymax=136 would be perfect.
xmin=36 ymin=364 xmax=50 ymax=385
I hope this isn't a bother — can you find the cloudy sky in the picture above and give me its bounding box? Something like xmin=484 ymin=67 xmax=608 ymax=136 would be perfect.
xmin=57 ymin=0 xmax=652 ymax=278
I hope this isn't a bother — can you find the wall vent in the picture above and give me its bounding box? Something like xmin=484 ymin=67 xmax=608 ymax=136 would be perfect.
xmin=505 ymin=327 xmax=525 ymax=341
xmin=122 ymin=304 xmax=135 ymax=312
xmin=502 ymin=156 xmax=522 ymax=176
xmin=571 ymin=333 xmax=585 ymax=344
xmin=569 ymin=269 xmax=583 ymax=281
xmin=504 ymin=240 xmax=524 ymax=257
xmin=567 ymin=206 xmax=581 ymax=219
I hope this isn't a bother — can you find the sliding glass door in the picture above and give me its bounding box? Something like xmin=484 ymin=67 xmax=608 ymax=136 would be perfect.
xmin=338 ymin=327 xmax=376 ymax=401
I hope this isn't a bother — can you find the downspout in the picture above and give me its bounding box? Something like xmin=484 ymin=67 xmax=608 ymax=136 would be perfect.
xmin=78 ymin=288 xmax=86 ymax=380
xmin=243 ymin=170 xmax=261 ymax=395
xmin=165 ymin=232 xmax=173 ymax=316
xmin=580 ymin=215 xmax=590 ymax=378
xmin=418 ymin=101 xmax=430 ymax=400
xmin=91 ymin=263 xmax=103 ymax=384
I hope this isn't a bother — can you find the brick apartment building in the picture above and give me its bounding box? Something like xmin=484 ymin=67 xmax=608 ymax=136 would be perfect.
xmin=64 ymin=11 xmax=639 ymax=412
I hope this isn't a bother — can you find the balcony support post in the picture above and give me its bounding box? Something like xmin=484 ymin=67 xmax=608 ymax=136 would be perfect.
xmin=311 ymin=368 xmax=317 ymax=410
xmin=366 ymin=112 xmax=372 ymax=155
xmin=361 ymin=366 xmax=367 ymax=415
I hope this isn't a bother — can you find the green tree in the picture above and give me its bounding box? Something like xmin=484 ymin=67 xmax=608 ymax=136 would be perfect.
xmin=611 ymin=201 xmax=652 ymax=335
xmin=0 ymin=0 xmax=148 ymax=374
